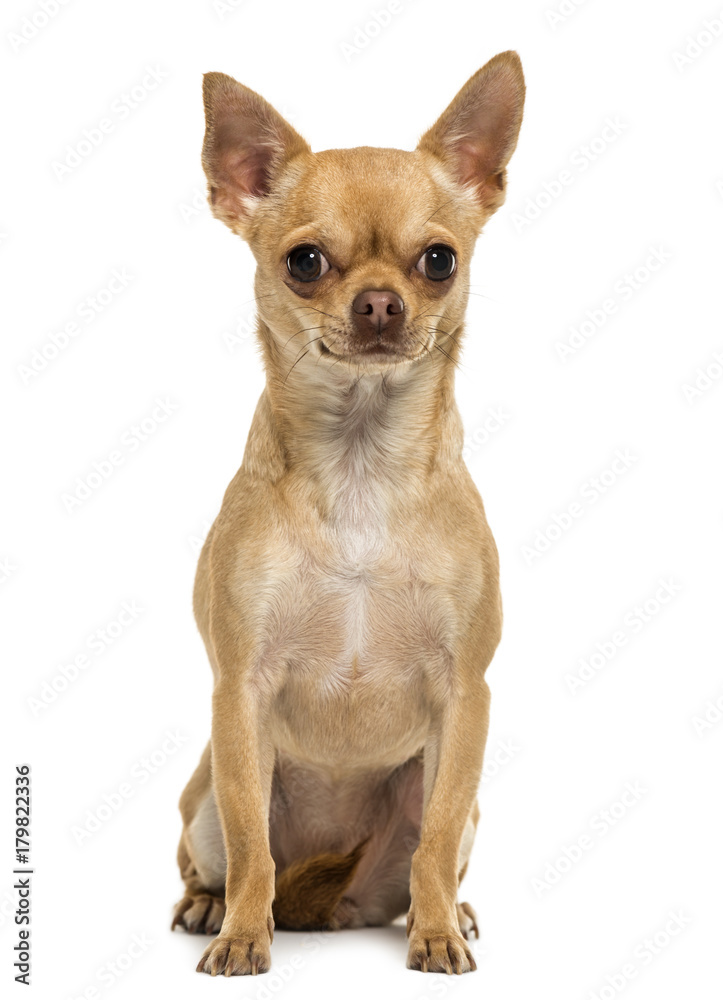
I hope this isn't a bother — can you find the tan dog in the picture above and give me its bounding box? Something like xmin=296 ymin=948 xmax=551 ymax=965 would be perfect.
xmin=172 ymin=51 xmax=525 ymax=977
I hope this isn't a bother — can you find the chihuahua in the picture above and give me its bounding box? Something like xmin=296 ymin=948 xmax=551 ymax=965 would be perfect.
xmin=172 ymin=51 xmax=525 ymax=977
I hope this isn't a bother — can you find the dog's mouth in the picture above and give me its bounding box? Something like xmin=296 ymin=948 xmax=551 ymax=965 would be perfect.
xmin=318 ymin=332 xmax=432 ymax=365
xmin=320 ymin=341 xmax=402 ymax=358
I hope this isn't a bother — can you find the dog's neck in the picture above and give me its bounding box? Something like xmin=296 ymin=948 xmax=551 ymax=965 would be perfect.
xmin=244 ymin=321 xmax=464 ymax=526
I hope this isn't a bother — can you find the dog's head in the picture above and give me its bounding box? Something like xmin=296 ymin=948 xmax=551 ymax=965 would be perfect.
xmin=201 ymin=53 xmax=524 ymax=373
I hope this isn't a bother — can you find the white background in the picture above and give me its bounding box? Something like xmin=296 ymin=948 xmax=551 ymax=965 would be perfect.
xmin=2 ymin=0 xmax=721 ymax=997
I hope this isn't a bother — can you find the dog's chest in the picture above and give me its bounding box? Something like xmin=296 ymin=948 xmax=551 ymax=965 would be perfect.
xmin=247 ymin=386 xmax=467 ymax=763
xmin=261 ymin=522 xmax=451 ymax=766
xmin=255 ymin=448 xmax=456 ymax=761
xmin=265 ymin=487 xmax=454 ymax=685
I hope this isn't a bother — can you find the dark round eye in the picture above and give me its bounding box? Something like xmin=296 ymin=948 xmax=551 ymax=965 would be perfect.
xmin=287 ymin=245 xmax=329 ymax=282
xmin=417 ymin=244 xmax=456 ymax=281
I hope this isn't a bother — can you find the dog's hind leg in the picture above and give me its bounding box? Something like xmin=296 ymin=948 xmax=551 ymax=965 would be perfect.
xmin=455 ymin=800 xmax=480 ymax=940
xmin=171 ymin=742 xmax=227 ymax=935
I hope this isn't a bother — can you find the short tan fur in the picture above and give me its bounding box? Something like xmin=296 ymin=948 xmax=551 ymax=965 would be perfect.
xmin=172 ymin=51 xmax=525 ymax=977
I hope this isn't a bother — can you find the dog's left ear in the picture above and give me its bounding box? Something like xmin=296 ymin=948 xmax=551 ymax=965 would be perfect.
xmin=418 ymin=51 xmax=525 ymax=217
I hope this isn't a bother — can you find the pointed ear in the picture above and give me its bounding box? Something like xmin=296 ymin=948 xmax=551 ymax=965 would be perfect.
xmin=201 ymin=73 xmax=310 ymax=234
xmin=417 ymin=51 xmax=525 ymax=216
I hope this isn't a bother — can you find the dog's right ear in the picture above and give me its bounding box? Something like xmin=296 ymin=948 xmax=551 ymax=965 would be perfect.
xmin=201 ymin=73 xmax=310 ymax=235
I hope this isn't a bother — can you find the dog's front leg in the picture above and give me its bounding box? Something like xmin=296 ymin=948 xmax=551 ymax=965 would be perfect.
xmin=196 ymin=667 xmax=276 ymax=977
xmin=407 ymin=672 xmax=490 ymax=974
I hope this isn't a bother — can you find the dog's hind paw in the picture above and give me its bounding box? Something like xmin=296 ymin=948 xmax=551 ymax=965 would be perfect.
xmin=171 ymin=893 xmax=225 ymax=935
xmin=456 ymin=900 xmax=479 ymax=940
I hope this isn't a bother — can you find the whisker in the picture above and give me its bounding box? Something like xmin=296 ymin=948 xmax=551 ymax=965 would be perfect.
xmin=419 ymin=323 xmax=458 ymax=340
xmin=292 ymin=304 xmax=345 ymax=324
xmin=413 ymin=324 xmax=463 ymax=370
xmin=431 ymin=340 xmax=461 ymax=369
xmin=314 ymin=336 xmax=339 ymax=369
xmin=282 ymin=324 xmax=327 ymax=350
xmin=416 ymin=313 xmax=448 ymax=322
xmin=413 ymin=304 xmax=444 ymax=323
xmin=282 ymin=349 xmax=312 ymax=386
xmin=424 ymin=198 xmax=455 ymax=224
xmin=231 ymin=292 xmax=276 ymax=311
xmin=281 ymin=334 xmax=332 ymax=385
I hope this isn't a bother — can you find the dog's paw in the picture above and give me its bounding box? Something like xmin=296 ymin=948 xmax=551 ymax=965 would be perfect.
xmin=456 ymin=900 xmax=479 ymax=940
xmin=172 ymin=894 xmax=226 ymax=935
xmin=196 ymin=928 xmax=272 ymax=976
xmin=407 ymin=926 xmax=476 ymax=974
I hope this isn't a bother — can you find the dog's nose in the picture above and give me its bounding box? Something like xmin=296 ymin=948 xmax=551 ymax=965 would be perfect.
xmin=352 ymin=289 xmax=404 ymax=335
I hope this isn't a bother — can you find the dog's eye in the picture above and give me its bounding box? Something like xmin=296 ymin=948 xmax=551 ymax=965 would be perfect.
xmin=287 ymin=245 xmax=329 ymax=282
xmin=417 ymin=245 xmax=456 ymax=281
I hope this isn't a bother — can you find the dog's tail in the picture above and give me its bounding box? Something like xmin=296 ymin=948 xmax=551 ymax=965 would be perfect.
xmin=272 ymin=837 xmax=369 ymax=931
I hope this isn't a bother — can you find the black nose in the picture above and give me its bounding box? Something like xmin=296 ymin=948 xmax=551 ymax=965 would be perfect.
xmin=352 ymin=289 xmax=404 ymax=336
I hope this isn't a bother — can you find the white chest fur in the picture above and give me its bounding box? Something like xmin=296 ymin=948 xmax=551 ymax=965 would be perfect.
xmin=251 ymin=375 xmax=455 ymax=764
